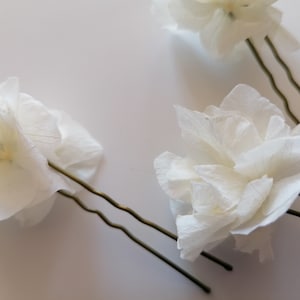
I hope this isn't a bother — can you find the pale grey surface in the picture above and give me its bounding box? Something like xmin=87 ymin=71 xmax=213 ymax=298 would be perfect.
xmin=0 ymin=0 xmax=300 ymax=299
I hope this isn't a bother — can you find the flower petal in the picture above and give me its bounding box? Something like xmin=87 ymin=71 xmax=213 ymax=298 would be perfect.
xmin=194 ymin=164 xmax=247 ymax=209
xmin=204 ymin=106 xmax=262 ymax=159
xmin=0 ymin=78 xmax=62 ymax=160
xmin=0 ymin=110 xmax=65 ymax=220
xmin=177 ymin=212 xmax=235 ymax=261
xmin=14 ymin=94 xmax=62 ymax=159
xmin=168 ymin=0 xmax=212 ymax=32
xmin=51 ymin=110 xmax=103 ymax=187
xmin=175 ymin=105 xmax=231 ymax=165
xmin=153 ymin=0 xmax=281 ymax=56
xmin=191 ymin=181 xmax=225 ymax=214
xmin=262 ymin=175 xmax=300 ymax=221
xmin=233 ymin=175 xmax=300 ymax=235
xmin=0 ymin=78 xmax=103 ymax=226
xmin=155 ymin=84 xmax=300 ymax=262
xmin=200 ymin=9 xmax=234 ymax=55
xmin=221 ymin=84 xmax=285 ymax=138
xmin=154 ymin=151 xmax=198 ymax=201
xmin=234 ymin=176 xmax=273 ymax=227
xmin=265 ymin=115 xmax=290 ymax=140
xmin=235 ymin=136 xmax=300 ymax=181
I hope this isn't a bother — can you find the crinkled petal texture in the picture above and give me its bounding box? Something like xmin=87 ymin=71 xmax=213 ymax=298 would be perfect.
xmin=0 ymin=105 xmax=66 ymax=222
xmin=50 ymin=110 xmax=103 ymax=185
xmin=0 ymin=78 xmax=103 ymax=226
xmin=152 ymin=0 xmax=281 ymax=56
xmin=154 ymin=84 xmax=300 ymax=262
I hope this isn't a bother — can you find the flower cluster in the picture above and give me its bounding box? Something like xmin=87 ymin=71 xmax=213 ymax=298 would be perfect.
xmin=0 ymin=78 xmax=102 ymax=226
xmin=153 ymin=0 xmax=281 ymax=56
xmin=154 ymin=84 xmax=300 ymax=261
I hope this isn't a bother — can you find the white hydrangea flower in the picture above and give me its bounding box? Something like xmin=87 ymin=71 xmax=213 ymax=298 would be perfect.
xmin=0 ymin=102 xmax=65 ymax=222
xmin=154 ymin=84 xmax=300 ymax=262
xmin=152 ymin=0 xmax=281 ymax=56
xmin=0 ymin=78 xmax=103 ymax=226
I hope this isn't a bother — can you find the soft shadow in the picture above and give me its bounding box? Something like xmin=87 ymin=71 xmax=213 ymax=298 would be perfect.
xmin=169 ymin=32 xmax=265 ymax=109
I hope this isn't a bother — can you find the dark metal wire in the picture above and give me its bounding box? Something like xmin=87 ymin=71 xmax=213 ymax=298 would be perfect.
xmin=58 ymin=189 xmax=211 ymax=293
xmin=287 ymin=209 xmax=300 ymax=218
xmin=247 ymin=38 xmax=300 ymax=220
xmin=49 ymin=161 xmax=233 ymax=271
xmin=246 ymin=38 xmax=300 ymax=124
xmin=265 ymin=36 xmax=300 ymax=94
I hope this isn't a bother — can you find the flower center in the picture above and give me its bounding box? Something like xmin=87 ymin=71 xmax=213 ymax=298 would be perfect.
xmin=221 ymin=1 xmax=249 ymax=20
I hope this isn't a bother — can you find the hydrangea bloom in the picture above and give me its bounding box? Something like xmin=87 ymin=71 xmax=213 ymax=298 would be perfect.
xmin=153 ymin=0 xmax=281 ymax=56
xmin=0 ymin=78 xmax=103 ymax=226
xmin=154 ymin=84 xmax=300 ymax=261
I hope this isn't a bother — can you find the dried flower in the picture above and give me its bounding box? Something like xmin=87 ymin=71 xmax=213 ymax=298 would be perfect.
xmin=154 ymin=84 xmax=300 ymax=261
xmin=153 ymin=0 xmax=281 ymax=56
xmin=0 ymin=78 xmax=103 ymax=226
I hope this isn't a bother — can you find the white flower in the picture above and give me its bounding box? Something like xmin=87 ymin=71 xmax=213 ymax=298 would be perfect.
xmin=0 ymin=102 xmax=64 ymax=222
xmin=152 ymin=0 xmax=281 ymax=56
xmin=154 ymin=84 xmax=300 ymax=262
xmin=0 ymin=78 xmax=103 ymax=226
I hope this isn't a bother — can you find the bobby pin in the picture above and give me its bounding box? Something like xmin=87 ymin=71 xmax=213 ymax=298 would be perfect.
xmin=265 ymin=35 xmax=300 ymax=95
xmin=246 ymin=38 xmax=299 ymax=124
xmin=48 ymin=161 xmax=233 ymax=271
xmin=58 ymin=189 xmax=212 ymax=294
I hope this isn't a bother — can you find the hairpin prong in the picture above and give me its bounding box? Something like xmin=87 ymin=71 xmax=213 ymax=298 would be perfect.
xmin=265 ymin=36 xmax=300 ymax=96
xmin=246 ymin=38 xmax=299 ymax=124
xmin=58 ymin=189 xmax=211 ymax=294
xmin=287 ymin=209 xmax=300 ymax=218
xmin=49 ymin=161 xmax=233 ymax=272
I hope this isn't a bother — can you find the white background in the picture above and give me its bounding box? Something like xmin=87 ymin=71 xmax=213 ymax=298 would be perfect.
xmin=0 ymin=1 xmax=300 ymax=299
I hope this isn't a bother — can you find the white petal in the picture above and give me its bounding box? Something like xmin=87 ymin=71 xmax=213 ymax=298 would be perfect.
xmin=203 ymin=106 xmax=262 ymax=159
xmin=235 ymin=136 xmax=300 ymax=181
xmin=233 ymin=175 xmax=300 ymax=234
xmin=155 ymin=0 xmax=281 ymax=56
xmin=194 ymin=164 xmax=247 ymax=209
xmin=221 ymin=84 xmax=285 ymax=137
xmin=200 ymin=9 xmax=234 ymax=56
xmin=169 ymin=198 xmax=193 ymax=217
xmin=191 ymin=181 xmax=226 ymax=214
xmin=228 ymin=5 xmax=280 ymax=47
xmin=0 ymin=78 xmax=103 ymax=225
xmin=176 ymin=212 xmax=235 ymax=261
xmin=291 ymin=124 xmax=300 ymax=136
xmin=154 ymin=151 xmax=198 ymax=201
xmin=0 ymin=78 xmax=62 ymax=160
xmin=168 ymin=0 xmax=211 ymax=32
xmin=235 ymin=1 xmax=277 ymax=21
xmin=14 ymin=93 xmax=62 ymax=159
xmin=51 ymin=110 xmax=103 ymax=187
xmin=265 ymin=115 xmax=290 ymax=140
xmin=14 ymin=127 xmax=68 ymax=203
xmin=232 ymin=176 xmax=273 ymax=230
xmin=261 ymin=175 xmax=300 ymax=221
xmin=234 ymin=226 xmax=274 ymax=262
xmin=175 ymin=105 xmax=231 ymax=165
xmin=0 ymin=111 xmax=65 ymax=220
